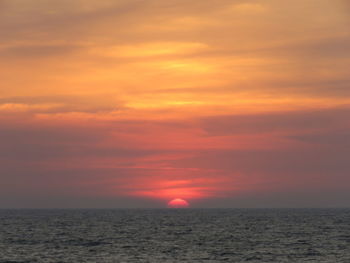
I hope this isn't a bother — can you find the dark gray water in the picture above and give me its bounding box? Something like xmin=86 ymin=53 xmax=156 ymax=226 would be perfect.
xmin=0 ymin=209 xmax=349 ymax=262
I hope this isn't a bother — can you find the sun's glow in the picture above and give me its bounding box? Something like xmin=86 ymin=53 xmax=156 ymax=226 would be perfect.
xmin=167 ymin=198 xmax=190 ymax=208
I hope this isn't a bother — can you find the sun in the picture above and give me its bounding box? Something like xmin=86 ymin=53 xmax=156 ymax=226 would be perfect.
xmin=167 ymin=198 xmax=190 ymax=208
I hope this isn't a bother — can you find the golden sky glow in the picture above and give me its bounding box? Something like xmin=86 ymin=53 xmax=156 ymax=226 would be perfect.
xmin=1 ymin=0 xmax=350 ymax=208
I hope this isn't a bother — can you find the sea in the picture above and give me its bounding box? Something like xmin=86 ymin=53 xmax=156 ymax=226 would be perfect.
xmin=0 ymin=209 xmax=349 ymax=262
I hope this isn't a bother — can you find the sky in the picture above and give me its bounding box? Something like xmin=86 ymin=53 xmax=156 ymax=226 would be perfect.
xmin=0 ymin=0 xmax=349 ymax=208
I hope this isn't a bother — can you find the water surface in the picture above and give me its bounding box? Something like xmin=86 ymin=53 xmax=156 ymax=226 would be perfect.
xmin=0 ymin=209 xmax=349 ymax=262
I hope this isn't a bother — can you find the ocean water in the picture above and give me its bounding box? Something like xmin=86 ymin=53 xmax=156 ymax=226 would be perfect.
xmin=0 ymin=209 xmax=349 ymax=262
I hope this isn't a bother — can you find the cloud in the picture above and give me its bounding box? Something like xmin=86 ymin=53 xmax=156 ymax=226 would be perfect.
xmin=199 ymin=107 xmax=350 ymax=136
xmin=90 ymin=42 xmax=209 ymax=58
xmin=0 ymin=43 xmax=83 ymax=58
xmin=0 ymin=95 xmax=123 ymax=114
xmin=289 ymin=130 xmax=350 ymax=145
xmin=0 ymin=0 xmax=145 ymax=40
xmin=170 ymin=146 xmax=350 ymax=195
xmin=0 ymin=117 xmax=169 ymax=161
xmin=228 ymin=3 xmax=267 ymax=14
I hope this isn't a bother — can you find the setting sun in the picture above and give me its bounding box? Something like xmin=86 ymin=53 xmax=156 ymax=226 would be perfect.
xmin=167 ymin=198 xmax=190 ymax=208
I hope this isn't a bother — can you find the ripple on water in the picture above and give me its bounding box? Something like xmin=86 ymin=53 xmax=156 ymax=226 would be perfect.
xmin=0 ymin=209 xmax=349 ymax=262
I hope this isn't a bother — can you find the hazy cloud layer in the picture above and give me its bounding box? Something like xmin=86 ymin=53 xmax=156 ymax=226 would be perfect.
xmin=1 ymin=0 xmax=349 ymax=207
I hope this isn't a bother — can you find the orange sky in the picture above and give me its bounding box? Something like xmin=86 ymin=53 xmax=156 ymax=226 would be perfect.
xmin=1 ymin=0 xmax=350 ymax=208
